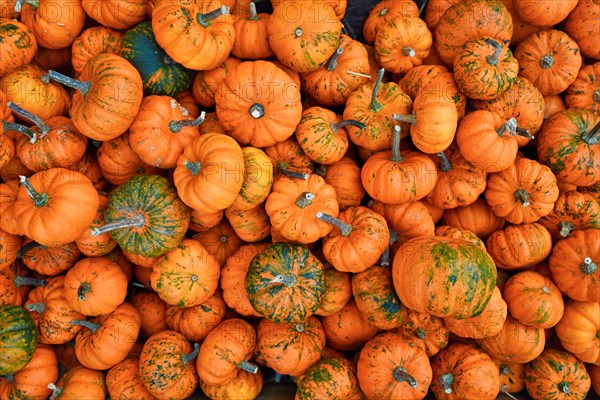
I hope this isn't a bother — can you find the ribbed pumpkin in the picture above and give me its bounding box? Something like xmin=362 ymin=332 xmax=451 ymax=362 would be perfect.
xmin=321 ymin=299 xmax=378 ymax=352
xmin=75 ymin=191 xmax=118 ymax=257
xmin=70 ymin=26 xmax=124 ymax=75
xmin=0 ymin=304 xmax=37 ymax=375
xmin=566 ymin=62 xmax=600 ymax=113
xmin=18 ymin=0 xmax=85 ymax=49
xmin=540 ymin=190 xmax=600 ymax=239
xmin=477 ymin=316 xmax=545 ymax=363
xmin=47 ymin=366 xmax=106 ymax=400
xmin=314 ymin=265 xmax=352 ymax=317
xmin=363 ymin=0 xmax=419 ymax=43
xmin=0 ymin=20 xmax=37 ymax=77
xmin=130 ymin=290 xmax=168 ymax=339
xmin=397 ymin=309 xmax=449 ymax=357
xmin=322 ymin=157 xmax=365 ymax=210
xmin=555 ymin=300 xmax=600 ymax=364
xmin=230 ymin=147 xmax=273 ymax=210
xmin=564 ymin=0 xmax=600 ymax=60
xmin=199 ymin=369 xmax=263 ymax=400
xmin=165 ymin=291 xmax=226 ymax=343
xmin=106 ymin=358 xmax=157 ymax=400
xmin=486 ymin=222 xmax=552 ymax=270
xmin=295 ymin=357 xmax=363 ymax=400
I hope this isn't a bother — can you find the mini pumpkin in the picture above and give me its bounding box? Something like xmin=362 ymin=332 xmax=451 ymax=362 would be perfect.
xmin=486 ymin=222 xmax=553 ymax=270
xmin=555 ymin=300 xmax=600 ymax=364
xmin=0 ymin=19 xmax=36 ymax=77
xmin=477 ymin=316 xmax=545 ymax=363
xmin=539 ymin=190 xmax=600 ymax=238
xmin=165 ymin=291 xmax=226 ymax=343
xmin=566 ymin=62 xmax=600 ymax=113
xmin=71 ymin=26 xmax=124 ymax=75
xmin=321 ymin=299 xmax=379 ymax=352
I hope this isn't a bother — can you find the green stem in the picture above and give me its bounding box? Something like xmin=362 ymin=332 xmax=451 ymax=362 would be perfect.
xmin=183 ymin=343 xmax=200 ymax=364
xmin=558 ymin=382 xmax=571 ymax=394
xmin=514 ymin=189 xmax=530 ymax=207
xmin=316 ymin=212 xmax=352 ymax=236
xmin=326 ymin=46 xmax=344 ymax=71
xmin=436 ymin=152 xmax=452 ymax=172
xmin=7 ymin=102 xmax=50 ymax=137
xmin=370 ymin=68 xmax=385 ymax=112
xmin=14 ymin=0 xmax=38 ymax=12
xmin=19 ymin=175 xmax=49 ymax=207
xmin=593 ymin=90 xmax=600 ymax=103
xmin=248 ymin=103 xmax=265 ymax=119
xmin=496 ymin=118 xmax=518 ymax=137
xmin=197 ymin=5 xmax=229 ymax=28
xmin=14 ymin=276 xmax=47 ymax=287
xmin=295 ymin=192 xmax=315 ymax=208
xmin=393 ymin=113 xmax=417 ymax=124
xmin=91 ymin=214 xmax=145 ymax=236
xmin=48 ymin=383 xmax=62 ymax=400
xmin=390 ymin=125 xmax=403 ymax=162
xmin=184 ymin=160 xmax=202 ymax=176
xmin=280 ymin=167 xmax=309 ymax=180
xmin=2 ymin=121 xmax=36 ymax=144
xmin=580 ymin=257 xmax=597 ymax=274
xmin=169 ymin=111 xmax=206 ymax=133
xmin=582 ymin=121 xmax=600 ymax=145
xmin=26 ymin=302 xmax=46 ymax=313
xmin=330 ymin=119 xmax=365 ymax=132
xmin=402 ymin=46 xmax=416 ymax=58
xmin=270 ymin=274 xmax=297 ymax=288
xmin=484 ymin=38 xmax=502 ymax=66
xmin=393 ymin=366 xmax=418 ymax=388
xmin=238 ymin=360 xmax=259 ymax=374
xmin=17 ymin=240 xmax=45 ymax=258
xmin=558 ymin=221 xmax=574 ymax=238
xmin=70 ymin=319 xmax=100 ymax=334
xmin=248 ymin=1 xmax=258 ymax=20
xmin=42 ymin=70 xmax=91 ymax=96
xmin=439 ymin=373 xmax=454 ymax=394
xmin=540 ymin=54 xmax=554 ymax=69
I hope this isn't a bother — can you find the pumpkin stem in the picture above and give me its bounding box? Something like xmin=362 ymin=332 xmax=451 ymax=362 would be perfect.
xmin=515 ymin=127 xmax=535 ymax=139
xmin=274 ymin=372 xmax=283 ymax=383
xmin=13 ymin=276 xmax=47 ymax=287
xmin=238 ymin=360 xmax=259 ymax=374
xmin=131 ymin=282 xmax=146 ymax=289
xmin=402 ymin=46 xmax=416 ymax=58
xmin=436 ymin=152 xmax=452 ymax=172
xmin=169 ymin=111 xmax=206 ymax=133
xmin=92 ymin=140 xmax=102 ymax=147
xmin=392 ymin=113 xmax=417 ymax=124
xmin=296 ymin=192 xmax=315 ymax=208
xmin=48 ymin=383 xmax=62 ymax=400
xmin=184 ymin=161 xmax=202 ymax=176
xmin=17 ymin=240 xmax=45 ymax=258
xmin=14 ymin=0 xmax=38 ymax=12
xmin=439 ymin=373 xmax=454 ymax=394
xmin=379 ymin=230 xmax=399 ymax=266
xmin=370 ymin=68 xmax=386 ymax=112
xmin=346 ymin=70 xmax=372 ymax=79
xmin=316 ymin=212 xmax=352 ymax=236
xmin=558 ymin=221 xmax=574 ymax=238
xmin=326 ymin=46 xmax=345 ymax=71
xmin=248 ymin=103 xmax=265 ymax=119
xmin=270 ymin=274 xmax=297 ymax=288
xmin=593 ymin=90 xmax=600 ymax=103
xmin=558 ymin=382 xmax=571 ymax=394
xmin=91 ymin=213 xmax=145 ymax=237
xmin=182 ymin=343 xmax=200 ymax=364
xmin=26 ymin=302 xmax=46 ymax=313
xmin=379 ymin=7 xmax=389 ymax=16
xmin=280 ymin=167 xmax=310 ymax=180
xmin=499 ymin=364 xmax=510 ymax=376
xmin=414 ymin=327 xmax=427 ymax=340
xmin=2 ymin=121 xmax=37 ymax=144
xmin=393 ymin=366 xmax=418 ymax=388
xmin=196 ymin=5 xmax=230 ymax=28
xmin=248 ymin=2 xmax=259 ymax=20
xmin=42 ymin=70 xmax=91 ymax=97
xmin=19 ymin=175 xmax=49 ymax=207
xmin=77 ymin=282 xmax=91 ymax=301
xmin=500 ymin=386 xmax=519 ymax=400
xmin=496 ymin=118 xmax=518 ymax=137
xmin=330 ymin=119 xmax=366 ymax=132
xmin=70 ymin=319 xmax=100 ymax=333
xmin=295 ymin=323 xmax=305 ymax=333
xmin=390 ymin=125 xmax=403 ymax=162
xmin=540 ymin=54 xmax=554 ymax=69
xmin=580 ymin=257 xmax=597 ymax=274
xmin=514 ymin=189 xmax=530 ymax=207
xmin=7 ymin=102 xmax=50 ymax=137
xmin=582 ymin=121 xmax=600 ymax=145
xmin=484 ymin=38 xmax=502 ymax=66
xmin=295 ymin=28 xmax=303 ymax=37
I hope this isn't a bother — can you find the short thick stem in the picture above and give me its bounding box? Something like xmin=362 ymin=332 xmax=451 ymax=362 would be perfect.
xmin=91 ymin=214 xmax=145 ymax=237
xmin=380 ymin=230 xmax=399 ymax=266
xmin=14 ymin=276 xmax=47 ymax=287
xmin=594 ymin=90 xmax=600 ymax=103
xmin=238 ymin=360 xmax=259 ymax=374
xmin=580 ymin=257 xmax=597 ymax=274
xmin=393 ymin=367 xmax=418 ymax=388
xmin=294 ymin=323 xmax=305 ymax=333
xmin=499 ymin=365 xmax=510 ymax=376
xmin=316 ymin=212 xmax=352 ymax=236
xmin=295 ymin=192 xmax=315 ymax=208
xmin=582 ymin=121 xmax=600 ymax=145
xmin=326 ymin=46 xmax=344 ymax=71
xmin=402 ymin=46 xmax=416 ymax=57
xmin=370 ymin=68 xmax=385 ymax=112
xmin=197 ymin=6 xmax=229 ymax=27
xmin=26 ymin=302 xmax=46 ymax=313
xmin=415 ymin=327 xmax=426 ymax=340
xmin=295 ymin=28 xmax=303 ymax=37
xmin=439 ymin=373 xmax=454 ymax=394
xmin=392 ymin=113 xmax=417 ymax=124
xmin=3 ymin=121 xmax=37 ymax=144
xmin=78 ymin=282 xmax=91 ymax=301
xmin=184 ymin=161 xmax=202 ymax=176
xmin=390 ymin=125 xmax=403 ymax=162
xmin=42 ymin=70 xmax=91 ymax=96
xmin=436 ymin=152 xmax=452 ymax=172
xmin=514 ymin=189 xmax=530 ymax=207
xmin=540 ymin=54 xmax=554 ymax=69
xmin=183 ymin=343 xmax=200 ymax=364
xmin=48 ymin=383 xmax=62 ymax=400
xmin=280 ymin=167 xmax=309 ymax=180
xmin=14 ymin=0 xmax=39 ymax=12
xmin=70 ymin=319 xmax=100 ymax=334
xmin=558 ymin=221 xmax=574 ymax=238
xmin=248 ymin=2 xmax=259 ymax=20
xmin=496 ymin=118 xmax=518 ymax=137
xmin=484 ymin=38 xmax=502 ymax=66
xmin=558 ymin=382 xmax=571 ymax=394
xmin=248 ymin=103 xmax=265 ymax=119
xmin=17 ymin=240 xmax=44 ymax=258
xmin=169 ymin=111 xmax=206 ymax=133
xmin=270 ymin=274 xmax=297 ymax=288
xmin=7 ymin=102 xmax=50 ymax=137
xmin=330 ymin=119 xmax=365 ymax=132
xmin=20 ymin=175 xmax=49 ymax=207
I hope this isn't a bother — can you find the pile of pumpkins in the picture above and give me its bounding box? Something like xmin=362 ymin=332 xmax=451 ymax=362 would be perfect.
xmin=0 ymin=0 xmax=599 ymax=399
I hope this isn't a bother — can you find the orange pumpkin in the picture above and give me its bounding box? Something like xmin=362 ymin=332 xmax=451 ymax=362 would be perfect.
xmin=225 ymin=205 xmax=270 ymax=243
xmin=165 ymin=291 xmax=226 ymax=343
xmin=477 ymin=316 xmax=545 ymax=363
xmin=296 ymin=357 xmax=362 ymax=400
xmin=200 ymin=368 xmax=263 ymax=400
xmin=486 ymin=222 xmax=553 ymax=270
xmin=106 ymin=358 xmax=157 ymax=400
xmin=555 ymin=300 xmax=600 ymax=364
xmin=314 ymin=264 xmax=352 ymax=316
xmin=513 ymin=0 xmax=577 ymax=26
xmin=231 ymin=1 xmax=273 ymax=59
xmin=71 ymin=26 xmax=124 ymax=75
xmin=47 ymin=366 xmax=106 ymax=400
xmin=130 ymin=290 xmax=169 ymax=339
xmin=230 ymin=146 xmax=273 ymax=210
xmin=19 ymin=0 xmax=86 ymax=49
xmin=191 ymin=57 xmax=241 ymax=107
xmin=0 ymin=19 xmax=37 ymax=77
xmin=20 ymin=238 xmax=81 ymax=277
xmin=564 ymin=0 xmax=600 ymax=60
xmin=321 ymin=299 xmax=378 ymax=352
xmin=566 ymin=62 xmax=600 ymax=113
xmin=322 ymin=157 xmax=365 ymax=210
xmin=442 ymin=197 xmax=506 ymax=238
xmin=363 ymin=0 xmax=419 ymax=44
xmin=540 ymin=190 xmax=600 ymax=239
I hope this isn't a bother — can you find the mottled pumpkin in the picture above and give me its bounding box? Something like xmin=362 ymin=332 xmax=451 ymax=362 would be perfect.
xmin=130 ymin=290 xmax=168 ymax=339
xmin=321 ymin=299 xmax=378 ymax=352
xmin=486 ymin=222 xmax=552 ymax=270
xmin=165 ymin=291 xmax=226 ymax=343
xmin=47 ymin=366 xmax=106 ymax=400
xmin=200 ymin=368 xmax=263 ymax=400
xmin=0 ymin=304 xmax=37 ymax=375
xmin=540 ymin=190 xmax=600 ymax=239
xmin=295 ymin=357 xmax=363 ymax=400
xmin=0 ymin=20 xmax=37 ymax=77
xmin=71 ymin=26 xmax=124 ymax=75
xmin=314 ymin=265 xmax=352 ymax=316
xmin=230 ymin=146 xmax=273 ymax=210
xmin=397 ymin=309 xmax=449 ymax=357
xmin=477 ymin=316 xmax=545 ymax=363
xmin=106 ymin=358 xmax=157 ymax=400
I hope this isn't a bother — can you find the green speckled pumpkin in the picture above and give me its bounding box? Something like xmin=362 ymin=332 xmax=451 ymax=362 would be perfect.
xmin=392 ymin=236 xmax=497 ymax=319
xmin=295 ymin=357 xmax=362 ymax=400
xmin=95 ymin=175 xmax=190 ymax=258
xmin=0 ymin=305 xmax=38 ymax=374
xmin=121 ymin=22 xmax=194 ymax=97
xmin=245 ymin=243 xmax=325 ymax=323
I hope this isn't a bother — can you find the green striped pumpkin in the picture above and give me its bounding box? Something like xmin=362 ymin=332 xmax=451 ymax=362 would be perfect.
xmin=0 ymin=305 xmax=38 ymax=374
xmin=245 ymin=243 xmax=325 ymax=323
xmin=121 ymin=22 xmax=194 ymax=97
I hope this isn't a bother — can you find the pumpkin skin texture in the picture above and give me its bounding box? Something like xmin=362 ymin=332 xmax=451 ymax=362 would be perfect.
xmin=503 ymin=271 xmax=564 ymax=329
xmin=295 ymin=357 xmax=362 ymax=400
xmin=1 ymin=343 xmax=59 ymax=400
xmin=514 ymin=30 xmax=582 ymax=96
xmin=13 ymin=168 xmax=98 ymax=247
xmin=591 ymin=364 xmax=600 ymax=396
xmin=477 ymin=315 xmax=545 ymax=363
xmin=82 ymin=0 xmax=146 ymax=30
xmin=485 ymin=157 xmax=559 ymax=224
xmin=122 ymin=21 xmax=194 ymax=97
xmin=230 ymin=147 xmax=273 ymax=210
xmin=555 ymin=300 xmax=600 ymax=364
xmin=0 ymin=304 xmax=37 ymax=375
xmin=130 ymin=290 xmax=168 ymax=339
xmin=106 ymin=358 xmax=157 ymax=400
xmin=264 ymin=137 xmax=314 ymax=180
xmin=139 ymin=330 xmax=199 ymax=400
xmin=442 ymin=197 xmax=505 ymax=238
xmin=392 ymin=236 xmax=497 ymax=319
xmin=430 ymin=342 xmax=500 ymax=400
xmin=246 ymin=243 xmax=325 ymax=323
xmin=256 ymin=316 xmax=325 ymax=377
xmin=564 ymin=0 xmax=600 ymax=60
xmin=513 ymin=0 xmax=577 ymax=27
xmin=321 ymin=299 xmax=378 ymax=352
xmin=525 ymin=349 xmax=591 ymax=400
xmin=0 ymin=228 xmax=19 ymax=270
xmin=101 ymin=174 xmax=190 ymax=258
xmin=494 ymin=358 xmax=526 ymax=394
xmin=216 ymin=61 xmax=303 ymax=147
xmin=225 ymin=205 xmax=270 ymax=243
xmin=196 ymin=318 xmax=256 ymax=385
xmin=357 ymin=333 xmax=432 ymax=400
xmin=486 ymin=222 xmax=552 ymax=270
xmin=200 ymin=369 xmax=263 ymax=400
xmin=231 ymin=2 xmax=273 ymax=60
xmin=49 ymin=366 xmax=106 ymax=400
xmin=192 ymin=219 xmax=243 ymax=266
xmin=189 ymin=209 xmax=223 ymax=233
xmin=444 ymin=286 xmax=507 ymax=339
xmin=566 ymin=63 xmax=600 ymax=113
xmin=315 ymin=265 xmax=352 ymax=316
xmin=363 ymin=0 xmax=420 ymax=44
xmin=352 ymin=265 xmax=406 ymax=330
xmin=323 ymin=157 xmax=365 ymax=210
xmin=0 ymin=20 xmax=36 ymax=77
xmin=540 ymin=190 xmax=600 ymax=239
xmin=549 ymin=229 xmax=600 ymax=303
xmin=150 ymin=239 xmax=220 ymax=308
xmin=192 ymin=57 xmax=242 ymax=108
xmin=165 ymin=291 xmax=226 ymax=343
xmin=397 ymin=309 xmax=449 ymax=357
xmin=71 ymin=26 xmax=124 ymax=75
xmin=75 ymin=191 xmax=118 ymax=257
xmin=295 ymin=107 xmax=351 ymax=165
xmin=434 ymin=0 xmax=512 ymax=66
xmin=19 ymin=0 xmax=86 ymax=49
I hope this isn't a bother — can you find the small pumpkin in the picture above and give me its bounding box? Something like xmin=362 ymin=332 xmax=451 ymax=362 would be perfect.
xmin=264 ymin=137 xmax=314 ymax=180
xmin=0 ymin=19 xmax=37 ymax=77
xmin=81 ymin=0 xmax=146 ymax=30
xmin=231 ymin=1 xmax=273 ymax=60
xmin=20 ymin=238 xmax=80 ymax=277
xmin=322 ymin=157 xmax=365 ymax=210
xmin=555 ymin=300 xmax=600 ymax=364
xmin=442 ymin=197 xmax=505 ymax=238
xmin=370 ymin=200 xmax=435 ymax=246
xmin=106 ymin=358 xmax=157 ymax=400
xmin=0 ymin=343 xmax=58 ymax=400
xmin=192 ymin=219 xmax=242 ymax=266
xmin=513 ymin=0 xmax=577 ymax=26
xmin=192 ymin=57 xmax=241 ymax=107
xmin=296 ymin=357 xmax=362 ymax=400
xmin=320 ymin=299 xmax=378 ymax=352
xmin=47 ymin=366 xmax=106 ymax=400
xmin=363 ymin=0 xmax=419 ymax=44
xmin=397 ymin=309 xmax=449 ymax=357
xmin=486 ymin=222 xmax=552 ymax=270
xmin=165 ymin=291 xmax=226 ymax=343
xmin=477 ymin=315 xmax=545 ymax=363
xmin=189 ymin=209 xmax=223 ymax=233
xmin=540 ymin=190 xmax=600 ymax=238
xmin=566 ymin=62 xmax=600 ymax=114
xmin=130 ymin=290 xmax=169 ymax=339
xmin=314 ymin=265 xmax=352 ymax=316
xmin=563 ymin=0 xmax=600 ymax=60
xmin=0 ymin=227 xmax=19 ymax=270
xmin=494 ymin=358 xmax=526 ymax=395
xmin=230 ymin=146 xmax=273 ymax=210
xmin=70 ymin=26 xmax=124 ymax=75
xmin=0 ymin=304 xmax=38 ymax=375
xmin=225 ymin=205 xmax=271 ymax=243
